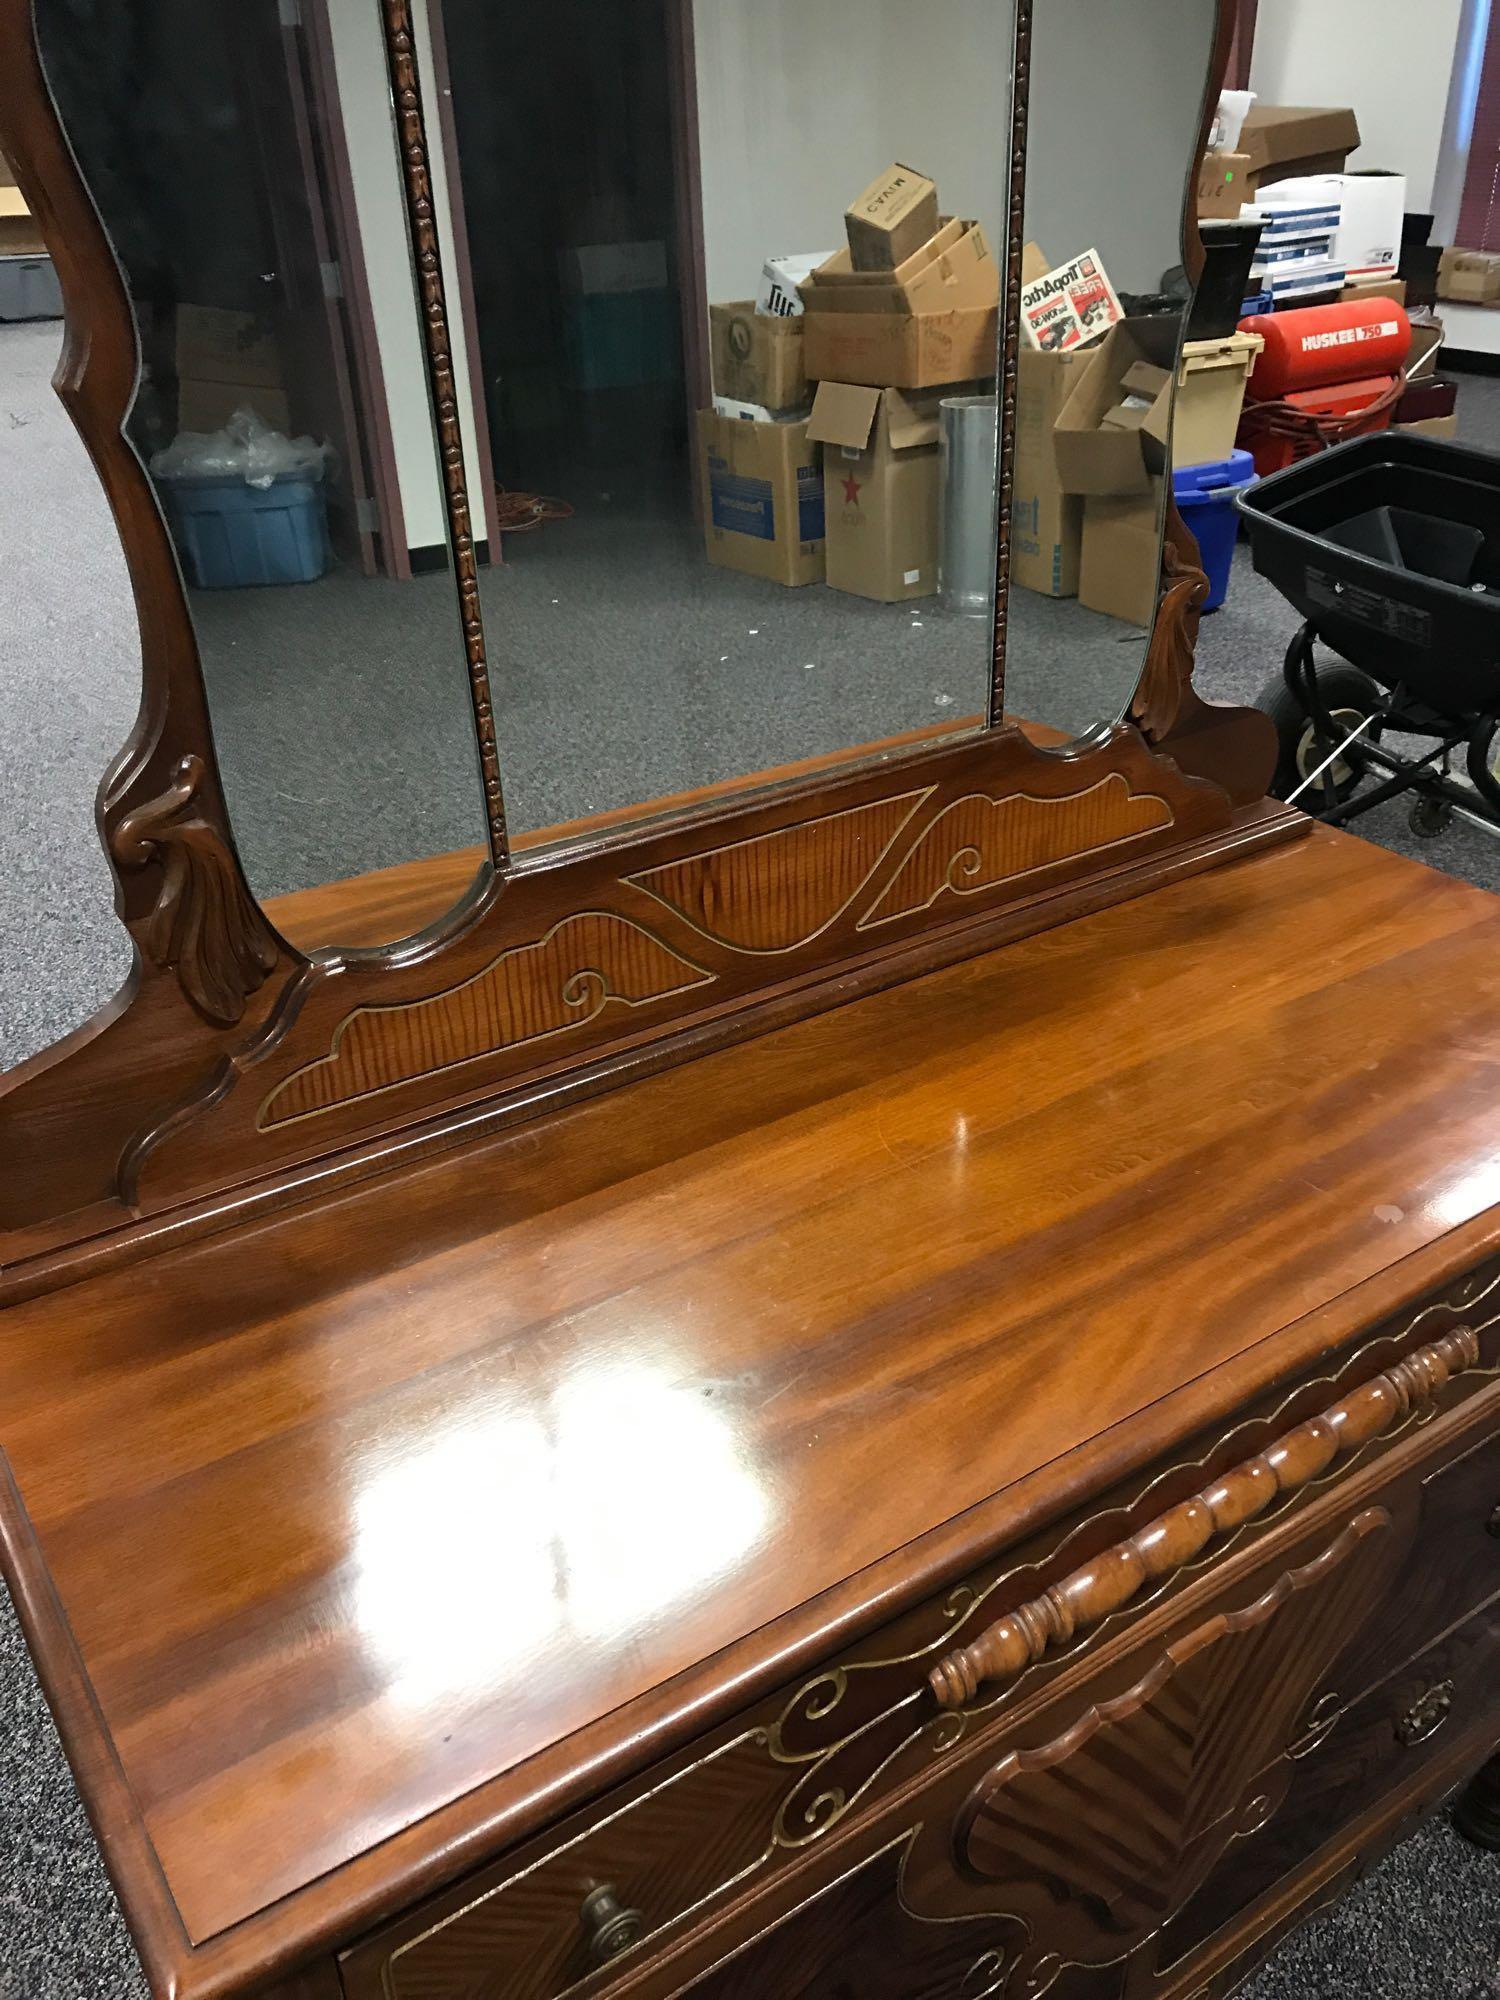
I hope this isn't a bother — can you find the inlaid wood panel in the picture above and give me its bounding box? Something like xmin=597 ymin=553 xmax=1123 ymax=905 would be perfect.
xmin=250 ymin=739 xmax=1231 ymax=1137
xmin=264 ymin=915 xmax=713 ymax=1124
xmin=626 ymin=792 xmax=931 ymax=953
xmin=955 ymin=1513 xmax=1400 ymax=1986
xmin=863 ymin=775 xmax=1173 ymax=926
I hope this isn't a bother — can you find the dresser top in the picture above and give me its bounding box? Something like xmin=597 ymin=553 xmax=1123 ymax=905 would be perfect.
xmin=3 ymin=826 xmax=1499 ymax=1994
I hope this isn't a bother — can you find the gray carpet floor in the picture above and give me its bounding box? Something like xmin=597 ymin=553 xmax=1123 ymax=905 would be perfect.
xmin=2 ymin=314 xmax=1499 ymax=1995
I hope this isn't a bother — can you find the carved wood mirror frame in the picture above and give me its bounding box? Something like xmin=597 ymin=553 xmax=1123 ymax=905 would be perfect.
xmin=0 ymin=0 xmax=1302 ymax=1296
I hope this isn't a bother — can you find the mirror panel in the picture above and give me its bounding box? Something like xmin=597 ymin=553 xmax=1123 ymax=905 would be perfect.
xmin=1003 ymin=0 xmax=1222 ymax=740
xmin=33 ymin=0 xmax=493 ymax=944
xmin=439 ymin=0 xmax=1016 ymax=839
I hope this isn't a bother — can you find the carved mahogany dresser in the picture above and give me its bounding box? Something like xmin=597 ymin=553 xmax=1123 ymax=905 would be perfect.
xmin=2 ymin=0 xmax=1498 ymax=1995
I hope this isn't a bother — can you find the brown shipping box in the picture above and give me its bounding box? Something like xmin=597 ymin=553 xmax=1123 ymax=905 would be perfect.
xmin=1439 ymin=248 xmax=1500 ymax=304
xmin=1340 ymin=277 xmax=1407 ymax=307
xmin=0 ymin=184 xmax=45 ymax=256
xmin=176 ymin=303 xmax=291 ymax=434
xmin=1400 ymin=412 xmax=1459 ymax=440
xmin=1055 ymin=320 xmax=1262 ymax=495
xmin=1198 ymin=151 xmax=1251 ymax=220
xmin=709 ymin=302 xmax=808 ymax=412
xmin=845 ymin=163 xmax=940 ymax=272
xmin=1012 ymin=347 xmax=1090 ymax=598
xmin=801 ymin=221 xmax=1000 ymax=389
xmin=807 ymin=382 xmax=941 ymax=602
xmin=1080 ymin=482 xmax=1164 ymax=628
xmin=698 ymin=409 xmax=825 ymax=588
xmin=1238 ymin=106 xmax=1360 ymax=197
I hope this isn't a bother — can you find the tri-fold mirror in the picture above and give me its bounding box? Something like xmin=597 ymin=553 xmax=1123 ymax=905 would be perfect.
xmin=36 ymin=0 xmax=1219 ymax=953
xmin=3 ymin=0 xmax=1296 ymax=1275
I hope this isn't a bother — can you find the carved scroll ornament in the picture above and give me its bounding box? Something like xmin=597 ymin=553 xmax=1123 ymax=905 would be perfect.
xmin=110 ymin=754 xmax=279 ymax=1028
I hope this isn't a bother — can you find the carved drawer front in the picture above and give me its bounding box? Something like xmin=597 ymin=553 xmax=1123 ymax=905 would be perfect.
xmin=1156 ymin=1588 xmax=1500 ymax=1977
xmin=340 ymin=1329 xmax=1492 ymax=2000
xmin=676 ymin=1837 xmax=1019 ymax=2000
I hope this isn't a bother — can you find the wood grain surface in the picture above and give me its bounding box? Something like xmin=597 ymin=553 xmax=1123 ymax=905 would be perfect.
xmin=0 ymin=824 xmax=1499 ymax=2000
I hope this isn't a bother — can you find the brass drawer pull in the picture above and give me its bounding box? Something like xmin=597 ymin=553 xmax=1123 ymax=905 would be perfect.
xmin=929 ymin=1327 xmax=1480 ymax=1710
xmin=580 ymin=1885 xmax=646 ymax=1968
xmin=1396 ymin=1681 xmax=1454 ymax=1748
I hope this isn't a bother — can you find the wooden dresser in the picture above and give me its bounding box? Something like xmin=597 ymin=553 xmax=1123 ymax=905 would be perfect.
xmin=3 ymin=824 xmax=1498 ymax=2000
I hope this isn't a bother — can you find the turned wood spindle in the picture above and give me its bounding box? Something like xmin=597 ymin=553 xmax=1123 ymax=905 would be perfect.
xmin=929 ymin=1327 xmax=1481 ymax=1710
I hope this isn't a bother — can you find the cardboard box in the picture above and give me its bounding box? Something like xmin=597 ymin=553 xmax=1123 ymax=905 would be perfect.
xmin=698 ymin=409 xmax=825 ymax=587
xmin=845 ymin=164 xmax=940 ymax=272
xmin=1408 ymin=321 xmax=1445 ymax=380
xmin=1439 ymin=248 xmax=1500 ymax=304
xmin=801 ymin=221 xmax=1000 ymax=388
xmin=757 ymin=253 xmax=831 ymax=319
xmin=559 ymin=241 xmax=668 ymax=294
xmin=1337 ymin=171 xmax=1406 ymax=277
xmin=1238 ymin=106 xmax=1361 ymax=197
xmin=176 ymin=304 xmax=282 ymax=390
xmin=0 ymin=185 xmax=45 ymax=257
xmin=1080 ymin=483 xmax=1164 ymax=628
xmin=177 ymin=379 xmax=293 ymax=436
xmin=710 ymin=302 xmax=808 ymax=412
xmin=1399 ymin=412 xmax=1459 ymax=440
xmin=1011 ymin=347 xmax=1089 ymax=597
xmin=1054 ymin=321 xmax=1263 ymax=495
xmin=807 ymin=382 xmax=941 ymax=601
xmin=1340 ymin=277 xmax=1407 ymax=307
xmin=1198 ymin=151 xmax=1251 ymax=222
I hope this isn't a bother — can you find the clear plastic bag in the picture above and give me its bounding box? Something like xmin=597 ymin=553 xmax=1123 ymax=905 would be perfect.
xmin=150 ymin=405 xmax=330 ymax=489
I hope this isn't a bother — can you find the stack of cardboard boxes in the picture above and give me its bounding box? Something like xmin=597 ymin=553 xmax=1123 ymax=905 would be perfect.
xmin=0 ymin=148 xmax=61 ymax=322
xmin=699 ymin=163 xmax=1000 ymax=601
xmin=1013 ymin=240 xmax=1263 ymax=626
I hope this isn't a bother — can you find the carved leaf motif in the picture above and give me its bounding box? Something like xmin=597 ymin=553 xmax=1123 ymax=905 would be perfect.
xmin=627 ymin=792 xmax=929 ymax=953
xmin=862 ymin=776 xmax=1173 ymax=927
xmin=110 ymin=755 xmax=278 ymax=1028
xmin=263 ymin=913 xmax=712 ymax=1124
xmin=957 ymin=1513 xmax=1398 ymax=1974
xmin=1130 ymin=518 xmax=1211 ymax=744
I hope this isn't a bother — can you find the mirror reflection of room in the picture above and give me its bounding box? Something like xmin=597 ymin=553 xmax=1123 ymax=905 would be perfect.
xmin=1001 ymin=0 xmax=1226 ymax=745
xmin=442 ymin=0 xmax=1015 ymax=836
xmin=32 ymin=0 xmax=496 ymax=940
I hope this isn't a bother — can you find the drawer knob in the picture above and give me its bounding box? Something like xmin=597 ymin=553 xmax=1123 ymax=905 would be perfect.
xmin=1396 ymin=1680 xmax=1454 ymax=1748
xmin=1486 ymin=1504 xmax=1500 ymax=1540
xmin=580 ymin=1884 xmax=646 ymax=1968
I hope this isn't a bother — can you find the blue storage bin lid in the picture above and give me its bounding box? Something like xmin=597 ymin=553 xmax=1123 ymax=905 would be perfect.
xmin=1174 ymin=448 xmax=1256 ymax=500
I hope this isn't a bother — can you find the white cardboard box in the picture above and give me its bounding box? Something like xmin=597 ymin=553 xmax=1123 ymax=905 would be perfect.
xmin=1255 ymin=172 xmax=1406 ymax=279
xmin=756 ymin=252 xmax=833 ymax=320
xmin=1336 ymin=171 xmax=1406 ymax=278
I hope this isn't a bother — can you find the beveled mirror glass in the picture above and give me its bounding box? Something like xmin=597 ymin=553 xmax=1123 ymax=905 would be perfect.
xmin=438 ymin=0 xmax=1017 ymax=837
xmin=33 ymin=0 xmax=494 ymax=945
xmin=1004 ymin=0 xmax=1222 ymax=741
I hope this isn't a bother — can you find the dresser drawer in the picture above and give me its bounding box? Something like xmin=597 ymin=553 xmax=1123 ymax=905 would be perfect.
xmin=340 ymin=1321 xmax=1496 ymax=2000
xmin=1155 ymin=1589 xmax=1500 ymax=1974
xmin=683 ymin=1510 xmax=1500 ymax=2000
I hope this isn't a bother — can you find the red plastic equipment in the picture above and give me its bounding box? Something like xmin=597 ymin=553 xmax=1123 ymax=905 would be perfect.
xmin=1237 ymin=299 xmax=1413 ymax=477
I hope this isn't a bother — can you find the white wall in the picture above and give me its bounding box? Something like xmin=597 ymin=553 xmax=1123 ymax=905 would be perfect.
xmin=692 ymin=0 xmax=1216 ymax=310
xmin=323 ymin=0 xmax=488 ymax=550
xmin=1026 ymin=0 xmax=1217 ymax=292
xmin=1250 ymin=0 xmax=1466 ymax=210
xmin=692 ymin=0 xmax=1010 ymax=304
